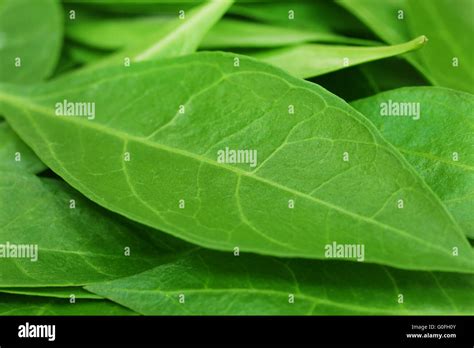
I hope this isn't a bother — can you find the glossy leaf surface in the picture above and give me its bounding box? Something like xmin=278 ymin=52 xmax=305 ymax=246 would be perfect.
xmin=86 ymin=249 xmax=474 ymax=315
xmin=0 ymin=53 xmax=472 ymax=272
xmin=351 ymin=87 xmax=474 ymax=237
xmin=0 ymin=172 xmax=191 ymax=287
xmin=0 ymin=293 xmax=136 ymax=315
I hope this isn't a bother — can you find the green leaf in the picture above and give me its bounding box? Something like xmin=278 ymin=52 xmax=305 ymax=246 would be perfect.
xmin=338 ymin=0 xmax=411 ymax=44
xmin=0 ymin=293 xmax=136 ymax=315
xmin=405 ymin=0 xmax=474 ymax=93
xmin=64 ymin=12 xmax=419 ymax=79
xmin=251 ymin=36 xmax=427 ymax=79
xmin=66 ymin=16 xmax=171 ymax=51
xmin=0 ymin=287 xmax=103 ymax=299
xmin=200 ymin=19 xmax=377 ymax=49
xmin=351 ymin=87 xmax=474 ymax=238
xmin=337 ymin=0 xmax=426 ymax=78
xmin=89 ymin=0 xmax=233 ymax=69
xmin=86 ymin=249 xmax=474 ymax=315
xmin=230 ymin=0 xmax=372 ymax=38
xmin=0 ymin=53 xmax=472 ymax=272
xmin=0 ymin=122 xmax=46 ymax=173
xmin=0 ymin=0 xmax=63 ymax=83
xmin=0 ymin=171 xmax=192 ymax=287
xmin=338 ymin=0 xmax=474 ymax=93
xmin=0 ymin=0 xmax=63 ymax=172
xmin=66 ymin=16 xmax=377 ymax=52
xmin=62 ymin=0 xmax=200 ymax=16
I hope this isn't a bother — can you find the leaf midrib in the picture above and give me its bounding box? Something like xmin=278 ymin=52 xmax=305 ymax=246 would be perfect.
xmin=1 ymin=92 xmax=466 ymax=262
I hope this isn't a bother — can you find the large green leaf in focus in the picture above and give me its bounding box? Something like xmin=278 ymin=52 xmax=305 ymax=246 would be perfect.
xmin=0 ymin=53 xmax=472 ymax=272
xmin=351 ymin=87 xmax=474 ymax=238
xmin=0 ymin=0 xmax=63 ymax=83
xmin=0 ymin=171 xmax=192 ymax=287
xmin=86 ymin=249 xmax=474 ymax=315
xmin=0 ymin=293 xmax=136 ymax=315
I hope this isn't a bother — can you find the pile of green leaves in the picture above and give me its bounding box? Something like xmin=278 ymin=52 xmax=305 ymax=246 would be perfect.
xmin=0 ymin=0 xmax=472 ymax=315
